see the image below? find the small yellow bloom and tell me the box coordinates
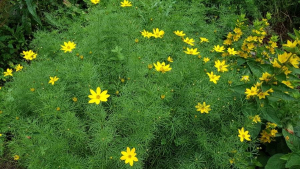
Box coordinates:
[153,61,172,73]
[30,88,35,92]
[283,40,297,48]
[203,57,210,63]
[227,48,238,55]
[167,56,173,62]
[15,64,23,72]
[200,37,209,43]
[245,86,259,97]
[152,28,164,38]
[259,72,272,82]
[49,76,59,85]
[257,91,269,99]
[240,75,250,82]
[141,30,153,38]
[21,50,37,60]
[173,30,185,37]
[195,102,211,114]
[238,127,251,142]
[56,107,60,111]
[3,68,13,77]
[282,80,294,89]
[120,0,132,7]
[214,60,229,72]
[213,45,225,53]
[88,87,110,104]
[91,0,100,4]
[278,52,292,64]
[61,41,76,53]
[270,129,278,137]
[72,97,78,102]
[252,115,261,123]
[184,47,199,55]
[14,155,20,160]
[148,64,153,70]
[206,71,220,84]
[120,147,138,166]
[183,37,195,46]
[121,78,125,83]
[135,38,139,43]
[160,95,165,99]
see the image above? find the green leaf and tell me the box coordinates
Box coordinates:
[265,153,286,169]
[261,106,282,127]
[280,153,291,161]
[271,90,296,101]
[291,67,300,74]
[286,153,300,168]
[25,0,42,26]
[230,84,252,95]
[247,61,263,78]
[294,28,300,39]
[282,129,300,152]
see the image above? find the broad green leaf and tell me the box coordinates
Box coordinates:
[265,153,286,169]
[25,0,42,26]
[230,84,252,95]
[282,129,300,152]
[285,153,300,168]
[261,107,282,127]
[247,61,263,78]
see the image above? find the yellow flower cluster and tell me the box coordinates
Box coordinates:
[259,122,278,143]
[141,28,164,38]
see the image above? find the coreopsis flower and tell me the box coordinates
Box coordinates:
[213,45,225,53]
[184,48,199,55]
[22,50,37,60]
[173,30,185,37]
[200,37,209,43]
[14,155,20,160]
[278,52,292,64]
[152,28,164,38]
[61,41,76,53]
[257,91,269,99]
[120,147,138,166]
[233,27,242,36]
[227,48,238,55]
[238,127,251,142]
[214,60,229,72]
[252,115,261,123]
[167,56,173,62]
[203,57,210,63]
[49,76,59,85]
[223,39,232,45]
[282,80,294,89]
[245,86,259,97]
[283,40,297,48]
[227,32,233,39]
[259,72,272,82]
[88,87,110,104]
[153,61,172,73]
[254,81,262,87]
[121,0,132,7]
[3,68,13,77]
[15,64,23,72]
[206,71,220,84]
[183,37,195,46]
[141,30,153,38]
[91,0,100,4]
[195,102,211,114]
[240,75,250,82]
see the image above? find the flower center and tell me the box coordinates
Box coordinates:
[67,46,71,49]
[128,155,132,158]
[96,95,101,99]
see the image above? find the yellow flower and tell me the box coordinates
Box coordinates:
[15,64,23,72]
[61,41,76,53]
[195,102,211,114]
[206,71,220,84]
[184,48,200,55]
[153,61,172,73]
[283,40,297,48]
[56,107,61,111]
[152,28,164,38]
[30,88,35,92]
[252,115,261,123]
[14,155,20,160]
[282,80,294,89]
[227,32,233,39]
[223,39,232,45]
[266,122,277,129]
[271,59,282,68]
[257,91,269,99]
[240,75,250,82]
[245,86,259,97]
[21,50,37,60]
[160,95,165,99]
[167,56,173,62]
[289,55,300,68]
[148,64,153,70]
[91,0,100,4]
[259,72,272,82]
[259,130,272,143]
[282,66,292,75]
[227,48,238,55]
[72,97,78,102]
[200,37,209,43]
[270,129,278,137]
[214,60,229,72]
[3,68,13,77]
[278,52,292,64]
[120,147,138,166]
[233,27,242,36]
[48,76,59,85]
[88,87,110,104]
[141,30,153,38]
[213,45,225,52]
[238,127,251,142]
[203,57,210,63]
[183,37,195,46]
[121,0,132,7]
[173,30,185,37]
[254,81,262,87]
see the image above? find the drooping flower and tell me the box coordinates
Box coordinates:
[91,0,100,4]
[22,50,37,60]
[184,48,199,55]
[141,30,153,38]
[3,68,13,77]
[15,64,23,72]
[206,71,220,84]
[152,28,164,38]
[167,56,173,62]
[173,30,185,37]
[214,60,229,72]
[153,61,172,73]
[61,41,76,53]
[213,45,225,53]
[183,37,195,46]
[200,37,209,43]
[88,87,110,104]
[195,102,211,114]
[120,147,138,166]
[238,127,251,142]
[49,76,59,85]
[121,0,132,7]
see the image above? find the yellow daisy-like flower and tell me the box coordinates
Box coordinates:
[206,71,220,84]
[88,87,110,104]
[213,45,225,53]
[214,60,229,72]
[15,64,23,72]
[152,28,164,38]
[184,47,199,55]
[227,48,238,55]
[120,147,138,166]
[282,80,294,89]
[240,75,250,82]
[173,30,185,37]
[238,127,251,142]
[61,41,76,53]
[252,115,261,123]
[200,37,209,43]
[141,30,153,38]
[3,68,13,77]
[49,76,59,85]
[21,50,37,61]
[167,56,173,62]
[120,0,132,7]
[245,86,259,97]
[183,37,195,46]
[278,52,292,64]
[14,155,20,160]
[259,72,272,82]
[91,0,100,4]
[153,61,172,73]
[203,57,210,63]
[257,91,269,99]
[283,40,297,48]
[195,102,211,114]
